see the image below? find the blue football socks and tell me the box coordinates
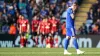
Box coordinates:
[64,38,70,50]
[73,37,79,49]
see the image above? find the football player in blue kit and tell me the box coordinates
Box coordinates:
[64,2,85,55]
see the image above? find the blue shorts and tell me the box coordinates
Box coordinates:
[66,28,76,37]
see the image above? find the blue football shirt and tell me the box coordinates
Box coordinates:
[66,7,75,28]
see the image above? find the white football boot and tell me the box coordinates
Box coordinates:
[77,50,85,54]
[20,45,24,48]
[64,50,72,55]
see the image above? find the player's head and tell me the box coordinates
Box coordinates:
[33,16,37,20]
[21,15,24,19]
[42,16,47,21]
[19,15,22,19]
[44,17,48,22]
[72,2,78,11]
[52,16,56,20]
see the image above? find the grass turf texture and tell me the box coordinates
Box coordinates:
[0,48,100,56]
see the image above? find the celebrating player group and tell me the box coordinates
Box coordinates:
[17,14,59,48]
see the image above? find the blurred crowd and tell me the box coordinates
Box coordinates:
[0,0,82,36]
[78,0,100,35]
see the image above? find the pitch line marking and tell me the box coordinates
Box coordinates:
[0,52,100,54]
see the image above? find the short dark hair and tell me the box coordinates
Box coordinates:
[73,2,78,5]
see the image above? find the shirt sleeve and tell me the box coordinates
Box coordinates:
[69,8,73,15]
[26,19,29,24]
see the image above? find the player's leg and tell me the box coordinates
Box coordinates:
[71,28,79,49]
[72,36,79,49]
[41,33,45,47]
[46,34,51,48]
[71,28,85,54]
[64,36,72,55]
[64,28,72,55]
[47,33,54,48]
[51,31,55,38]
[34,32,38,46]
[64,36,70,50]
[72,36,85,54]
[24,32,27,47]
[20,33,24,48]
[32,32,36,45]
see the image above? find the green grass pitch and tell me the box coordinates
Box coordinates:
[0,48,100,56]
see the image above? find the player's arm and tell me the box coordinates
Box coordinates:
[70,13,75,19]
[37,23,40,34]
[70,9,75,19]
[27,23,30,33]
[19,24,22,34]
[25,19,30,33]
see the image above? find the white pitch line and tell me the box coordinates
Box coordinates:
[0,52,100,54]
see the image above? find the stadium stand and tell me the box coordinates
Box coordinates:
[78,0,100,34]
